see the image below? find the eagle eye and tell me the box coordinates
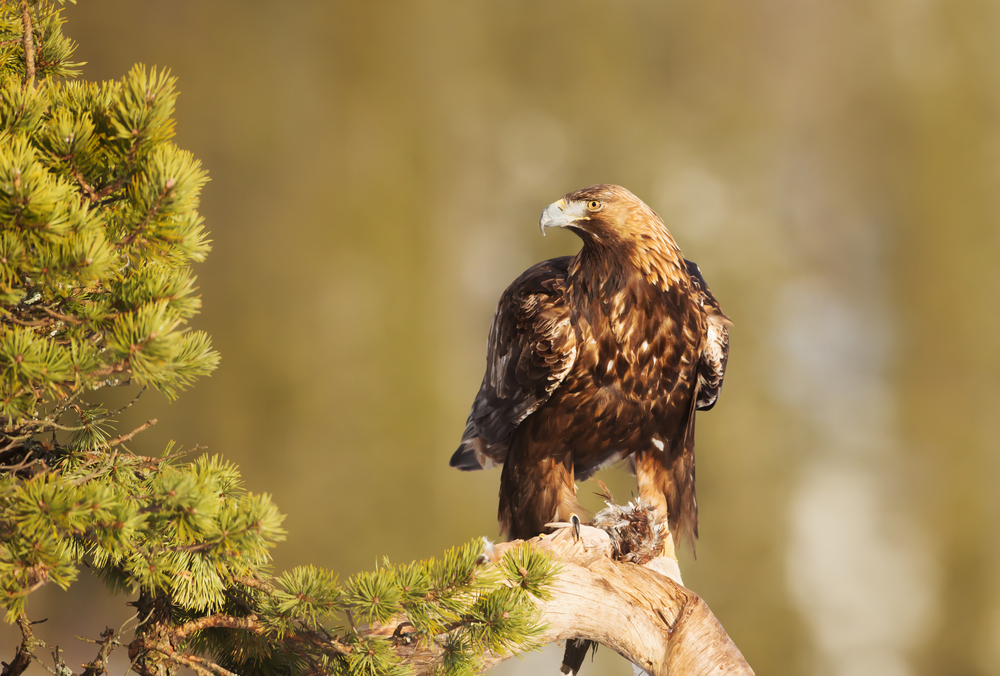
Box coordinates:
[586,200,603,212]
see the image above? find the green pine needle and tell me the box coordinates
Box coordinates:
[344,569,404,627]
[498,544,559,601]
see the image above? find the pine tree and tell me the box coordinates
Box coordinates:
[0,3,555,675]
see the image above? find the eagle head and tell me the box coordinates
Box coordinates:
[539,184,668,243]
[540,184,686,283]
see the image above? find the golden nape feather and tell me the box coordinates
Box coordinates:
[450,184,729,548]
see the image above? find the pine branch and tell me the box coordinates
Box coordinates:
[231,575,276,594]
[83,361,130,382]
[18,1,34,91]
[119,181,172,248]
[91,136,142,203]
[200,521,750,676]
[65,162,99,203]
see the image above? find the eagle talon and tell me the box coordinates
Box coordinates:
[570,513,581,542]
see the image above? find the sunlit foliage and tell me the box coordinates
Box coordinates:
[0,4,552,675]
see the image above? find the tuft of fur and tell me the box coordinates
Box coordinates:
[592,497,667,565]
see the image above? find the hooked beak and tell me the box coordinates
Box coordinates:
[539,198,588,236]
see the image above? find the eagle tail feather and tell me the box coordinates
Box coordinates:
[635,394,699,556]
[450,415,504,470]
[668,396,699,555]
[561,638,596,675]
[449,440,485,470]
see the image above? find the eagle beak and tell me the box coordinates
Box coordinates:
[539,198,587,235]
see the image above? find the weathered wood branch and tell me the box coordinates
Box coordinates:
[0,615,39,676]
[2,513,751,676]
[395,525,754,676]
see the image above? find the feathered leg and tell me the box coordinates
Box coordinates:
[633,450,682,565]
[498,447,583,541]
[634,395,699,552]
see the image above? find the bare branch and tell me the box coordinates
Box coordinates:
[19,1,34,91]
[40,307,82,325]
[232,575,276,594]
[166,653,239,676]
[104,418,158,449]
[77,628,119,676]
[112,386,148,416]
[0,449,38,473]
[0,435,34,456]
[1,314,54,328]
[1,615,42,676]
[171,614,261,643]
[49,646,69,676]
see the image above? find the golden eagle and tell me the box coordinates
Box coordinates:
[451,184,729,548]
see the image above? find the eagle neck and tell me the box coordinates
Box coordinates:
[569,237,686,303]
[569,240,633,301]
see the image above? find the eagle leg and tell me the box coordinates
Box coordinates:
[498,449,584,541]
[633,450,683,565]
[634,451,671,529]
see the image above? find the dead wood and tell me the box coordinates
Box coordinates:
[397,524,754,676]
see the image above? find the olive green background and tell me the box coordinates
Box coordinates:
[4,1,1000,675]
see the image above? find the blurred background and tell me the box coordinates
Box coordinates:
[3,1,999,675]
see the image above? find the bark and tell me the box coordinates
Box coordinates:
[0,615,36,676]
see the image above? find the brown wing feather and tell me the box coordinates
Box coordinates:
[686,259,730,411]
[669,392,700,548]
[450,257,578,471]
[633,377,700,550]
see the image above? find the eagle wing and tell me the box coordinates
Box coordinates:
[450,256,578,470]
[685,259,730,411]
